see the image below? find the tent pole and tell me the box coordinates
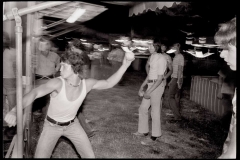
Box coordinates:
[22,2,36,157]
[12,7,23,158]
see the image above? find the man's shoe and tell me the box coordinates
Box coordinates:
[132,132,148,137]
[141,137,160,146]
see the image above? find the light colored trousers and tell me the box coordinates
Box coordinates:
[138,81,166,137]
[34,117,95,158]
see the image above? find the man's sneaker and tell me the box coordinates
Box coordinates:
[141,137,160,146]
[132,132,148,137]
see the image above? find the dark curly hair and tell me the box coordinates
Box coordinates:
[60,50,85,75]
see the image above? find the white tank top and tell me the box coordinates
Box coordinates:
[47,76,87,122]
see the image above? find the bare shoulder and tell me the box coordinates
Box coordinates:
[41,77,62,90]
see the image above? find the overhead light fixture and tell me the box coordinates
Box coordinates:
[98,48,104,51]
[184,50,214,58]
[66,8,86,23]
[136,46,148,50]
[115,39,127,42]
[166,49,176,54]
[80,39,87,41]
[82,42,90,45]
[103,48,109,51]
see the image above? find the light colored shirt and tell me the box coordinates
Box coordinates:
[218,69,235,95]
[148,53,167,80]
[47,77,87,122]
[3,48,16,78]
[36,51,60,76]
[222,89,236,156]
[162,53,172,65]
[171,53,184,78]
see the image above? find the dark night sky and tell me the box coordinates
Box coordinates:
[83,1,236,38]
[54,1,236,46]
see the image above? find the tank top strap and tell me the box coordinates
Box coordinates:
[56,76,66,93]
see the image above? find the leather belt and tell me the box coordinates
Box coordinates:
[148,79,157,83]
[46,115,74,126]
[35,74,54,80]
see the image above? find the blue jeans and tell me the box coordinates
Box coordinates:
[34,117,95,158]
[77,111,94,138]
[166,78,181,119]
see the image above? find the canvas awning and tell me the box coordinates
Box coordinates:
[129,1,181,17]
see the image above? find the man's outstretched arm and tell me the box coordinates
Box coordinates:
[86,55,134,92]
[4,78,61,127]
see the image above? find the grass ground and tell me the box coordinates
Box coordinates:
[4,69,228,158]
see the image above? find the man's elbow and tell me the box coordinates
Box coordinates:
[102,80,115,90]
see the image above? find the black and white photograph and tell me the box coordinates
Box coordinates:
[3,1,236,158]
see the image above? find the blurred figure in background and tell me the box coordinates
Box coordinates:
[159,42,173,110]
[90,44,104,79]
[3,31,17,138]
[134,42,167,146]
[159,42,173,83]
[214,17,236,159]
[107,45,125,85]
[50,42,61,77]
[33,37,61,116]
[166,42,184,122]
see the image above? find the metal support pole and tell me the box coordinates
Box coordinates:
[3,1,69,21]
[22,2,35,157]
[12,7,23,158]
[3,2,5,15]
